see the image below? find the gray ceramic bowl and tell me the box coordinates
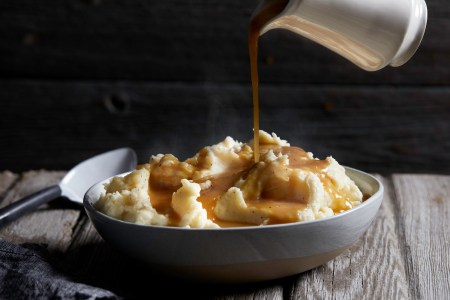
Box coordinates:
[84,167,383,283]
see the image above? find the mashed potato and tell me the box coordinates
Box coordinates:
[95,130,363,228]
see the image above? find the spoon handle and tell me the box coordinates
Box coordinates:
[0,185,62,228]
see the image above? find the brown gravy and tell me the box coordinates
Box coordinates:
[147,145,358,227]
[249,0,289,162]
[149,158,254,227]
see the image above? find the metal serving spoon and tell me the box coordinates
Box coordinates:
[0,147,137,228]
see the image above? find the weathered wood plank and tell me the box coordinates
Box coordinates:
[0,81,449,174]
[68,215,103,250]
[0,170,64,208]
[286,175,410,299]
[0,170,80,252]
[0,0,447,85]
[0,171,19,200]
[392,174,450,299]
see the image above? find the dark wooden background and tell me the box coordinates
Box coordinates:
[1,0,449,174]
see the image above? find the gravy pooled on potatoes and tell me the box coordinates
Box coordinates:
[95,130,363,228]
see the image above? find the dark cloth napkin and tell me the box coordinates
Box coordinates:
[0,240,120,300]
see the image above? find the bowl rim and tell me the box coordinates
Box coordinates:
[84,166,383,232]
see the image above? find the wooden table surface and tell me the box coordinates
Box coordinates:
[0,170,449,299]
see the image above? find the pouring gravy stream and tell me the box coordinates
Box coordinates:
[249,0,289,162]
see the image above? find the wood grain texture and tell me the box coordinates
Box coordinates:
[1,80,449,174]
[0,171,19,200]
[0,170,65,208]
[1,171,450,299]
[0,0,448,85]
[0,170,80,252]
[392,174,450,299]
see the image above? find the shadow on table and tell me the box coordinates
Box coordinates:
[61,241,300,299]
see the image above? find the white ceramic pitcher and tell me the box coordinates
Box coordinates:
[254,0,428,71]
